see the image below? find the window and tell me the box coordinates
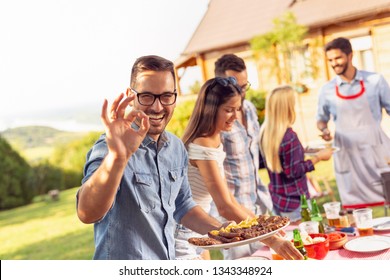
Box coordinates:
[350,36,375,71]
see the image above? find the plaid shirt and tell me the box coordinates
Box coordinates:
[260,127,314,213]
[220,100,273,214]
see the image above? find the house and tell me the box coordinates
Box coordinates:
[175,0,390,144]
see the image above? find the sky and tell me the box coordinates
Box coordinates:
[0,0,209,131]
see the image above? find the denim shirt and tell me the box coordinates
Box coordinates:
[80,131,196,260]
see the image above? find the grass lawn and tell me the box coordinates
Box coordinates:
[0,187,94,260]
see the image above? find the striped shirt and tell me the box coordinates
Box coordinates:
[220,100,273,214]
[260,128,313,213]
[187,143,226,213]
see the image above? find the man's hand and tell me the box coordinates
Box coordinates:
[262,234,304,260]
[101,89,150,161]
[320,127,333,141]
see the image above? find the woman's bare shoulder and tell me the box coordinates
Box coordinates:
[192,137,218,148]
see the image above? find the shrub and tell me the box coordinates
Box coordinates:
[0,137,34,209]
[166,99,196,138]
[246,88,267,125]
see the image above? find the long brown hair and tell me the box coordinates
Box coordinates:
[182,77,241,148]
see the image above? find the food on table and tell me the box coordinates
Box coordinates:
[304,147,322,154]
[304,146,338,154]
[327,232,348,250]
[187,215,290,246]
[187,237,222,246]
[303,233,329,260]
[328,232,343,241]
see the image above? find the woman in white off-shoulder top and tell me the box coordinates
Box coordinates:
[174,77,246,260]
[174,77,303,261]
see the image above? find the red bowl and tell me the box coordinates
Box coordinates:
[303,233,329,260]
[327,232,348,250]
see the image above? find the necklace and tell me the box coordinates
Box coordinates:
[336,80,365,100]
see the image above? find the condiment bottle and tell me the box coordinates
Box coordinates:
[339,209,350,227]
[293,229,308,260]
[347,209,355,226]
[300,194,311,222]
[310,199,325,233]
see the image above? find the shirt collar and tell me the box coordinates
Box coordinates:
[130,122,169,148]
[336,68,363,86]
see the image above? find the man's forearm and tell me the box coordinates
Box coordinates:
[77,152,127,223]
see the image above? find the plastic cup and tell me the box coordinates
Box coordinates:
[299,221,319,234]
[353,208,374,236]
[323,202,341,227]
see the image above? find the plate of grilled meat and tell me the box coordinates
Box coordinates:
[188,215,290,249]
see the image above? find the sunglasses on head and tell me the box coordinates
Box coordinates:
[207,77,242,94]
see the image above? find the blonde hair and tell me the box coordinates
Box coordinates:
[260,85,296,173]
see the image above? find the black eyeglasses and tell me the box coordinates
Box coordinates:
[130,88,177,106]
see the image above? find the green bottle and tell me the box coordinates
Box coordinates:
[310,199,325,233]
[300,194,311,222]
[293,229,308,260]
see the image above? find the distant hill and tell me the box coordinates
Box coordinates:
[0,126,93,163]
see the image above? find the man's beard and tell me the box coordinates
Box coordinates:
[333,61,348,76]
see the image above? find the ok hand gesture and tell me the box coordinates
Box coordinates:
[101,88,150,161]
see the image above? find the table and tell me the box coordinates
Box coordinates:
[252,225,390,260]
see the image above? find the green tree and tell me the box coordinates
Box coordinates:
[0,137,34,209]
[50,131,102,189]
[188,80,201,95]
[246,88,267,125]
[30,161,65,197]
[250,11,308,85]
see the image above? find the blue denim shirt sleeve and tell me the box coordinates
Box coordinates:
[82,134,108,184]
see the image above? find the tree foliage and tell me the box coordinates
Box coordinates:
[50,131,103,188]
[0,129,103,210]
[246,88,267,125]
[250,11,308,84]
[0,136,34,209]
[166,99,196,138]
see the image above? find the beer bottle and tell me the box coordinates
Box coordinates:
[310,199,325,233]
[300,194,311,222]
[293,229,308,260]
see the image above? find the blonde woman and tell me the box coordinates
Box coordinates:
[259,85,332,222]
[175,79,303,260]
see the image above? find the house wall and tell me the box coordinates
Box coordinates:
[188,16,390,146]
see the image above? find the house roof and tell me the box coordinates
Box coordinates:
[177,0,390,65]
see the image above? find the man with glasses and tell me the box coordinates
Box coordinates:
[76,55,223,260]
[213,54,274,259]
